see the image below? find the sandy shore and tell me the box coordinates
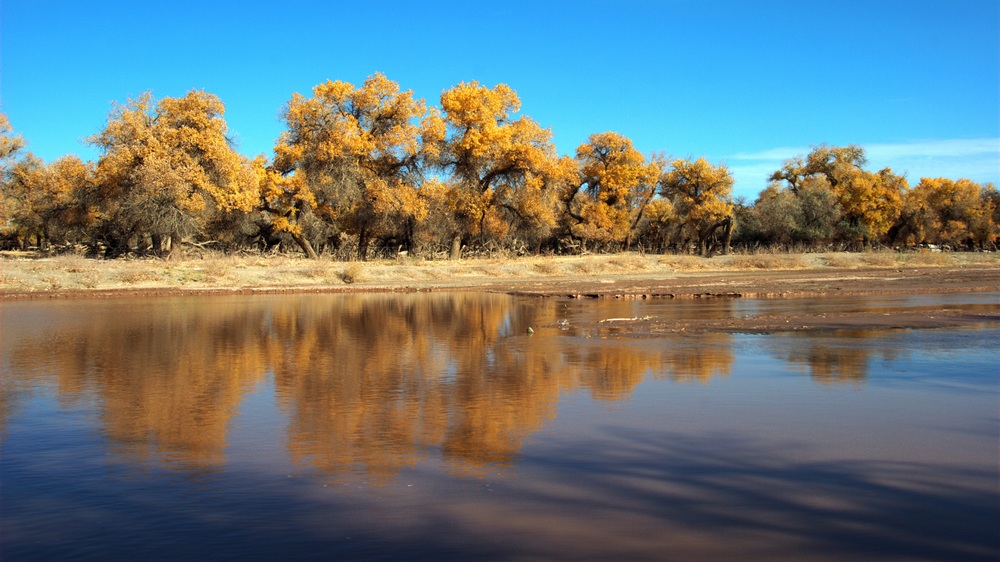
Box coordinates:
[2,251,997,334]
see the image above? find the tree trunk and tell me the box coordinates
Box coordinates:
[722,216,733,255]
[450,234,462,260]
[292,232,318,259]
[357,229,369,261]
[165,233,180,259]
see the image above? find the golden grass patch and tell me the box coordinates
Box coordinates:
[532,262,562,275]
[726,254,806,270]
[338,262,365,284]
[903,251,953,267]
[115,269,161,284]
[857,252,898,267]
[657,255,706,270]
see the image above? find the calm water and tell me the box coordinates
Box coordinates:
[1,292,997,561]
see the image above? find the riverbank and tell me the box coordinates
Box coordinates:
[2,250,998,334]
[1,250,997,300]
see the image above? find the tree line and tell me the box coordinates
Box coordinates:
[2,73,998,259]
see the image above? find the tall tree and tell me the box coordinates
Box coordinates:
[770,144,868,192]
[88,91,257,256]
[659,157,734,255]
[272,73,436,259]
[431,81,562,258]
[770,145,904,245]
[0,112,25,161]
[567,132,662,249]
[1,155,93,249]
[0,112,28,241]
[899,177,992,247]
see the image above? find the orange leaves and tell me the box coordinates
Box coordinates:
[659,157,734,253]
[579,132,659,203]
[272,73,437,257]
[902,176,992,245]
[569,132,663,246]
[0,112,26,161]
[433,81,563,251]
[86,89,257,251]
[440,81,520,134]
[440,81,555,188]
[769,145,905,242]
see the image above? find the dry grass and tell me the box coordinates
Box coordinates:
[856,252,898,267]
[0,250,996,295]
[338,262,365,284]
[200,260,231,282]
[115,269,162,284]
[724,254,807,270]
[821,253,860,268]
[608,255,651,271]
[903,251,954,267]
[532,262,563,275]
[572,260,602,274]
[657,255,707,270]
[299,261,330,279]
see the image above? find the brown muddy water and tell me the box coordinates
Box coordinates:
[1,292,998,561]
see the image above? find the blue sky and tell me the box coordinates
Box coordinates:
[2,0,997,199]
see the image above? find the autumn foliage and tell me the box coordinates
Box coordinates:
[1,78,997,257]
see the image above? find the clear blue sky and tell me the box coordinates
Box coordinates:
[2,0,997,199]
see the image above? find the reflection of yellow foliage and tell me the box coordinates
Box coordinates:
[5,301,270,469]
[5,295,743,480]
[768,332,883,385]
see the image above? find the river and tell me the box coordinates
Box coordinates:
[1,292,997,560]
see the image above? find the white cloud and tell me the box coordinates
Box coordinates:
[725,138,1000,199]
[865,138,998,160]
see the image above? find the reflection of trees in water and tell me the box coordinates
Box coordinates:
[3,300,272,469]
[2,295,734,476]
[766,330,904,385]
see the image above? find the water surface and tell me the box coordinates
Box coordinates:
[2,293,997,560]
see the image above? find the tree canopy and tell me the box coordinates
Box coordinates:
[2,84,997,257]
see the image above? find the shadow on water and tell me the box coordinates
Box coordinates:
[4,427,995,561]
[507,427,999,560]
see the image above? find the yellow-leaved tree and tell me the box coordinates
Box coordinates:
[88,91,257,257]
[898,177,996,248]
[0,112,25,162]
[1,112,28,242]
[7,155,94,249]
[430,81,564,258]
[659,157,734,255]
[566,132,662,250]
[270,73,436,259]
[770,145,905,245]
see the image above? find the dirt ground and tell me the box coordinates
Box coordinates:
[2,251,997,334]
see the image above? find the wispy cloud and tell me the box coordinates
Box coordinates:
[726,138,999,199]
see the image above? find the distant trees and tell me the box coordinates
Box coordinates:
[0,113,25,161]
[896,177,999,249]
[2,86,998,257]
[764,145,906,247]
